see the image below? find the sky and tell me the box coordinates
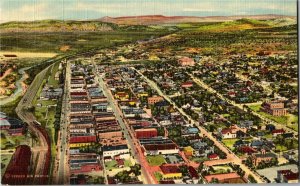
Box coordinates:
[0,0,297,23]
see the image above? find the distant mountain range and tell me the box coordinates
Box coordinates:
[0,14,296,33]
[97,14,296,25]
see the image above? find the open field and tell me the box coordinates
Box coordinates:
[222,139,239,150]
[0,52,57,58]
[146,155,166,166]
[0,31,169,53]
[249,104,298,132]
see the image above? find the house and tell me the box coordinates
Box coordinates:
[220,128,237,139]
[238,146,256,155]
[282,133,293,139]
[183,146,194,156]
[261,101,288,116]
[266,124,276,132]
[115,92,129,100]
[272,129,285,137]
[208,153,219,160]
[251,149,277,167]
[147,96,164,105]
[181,82,193,88]
[178,57,195,66]
[251,140,264,149]
[160,164,182,179]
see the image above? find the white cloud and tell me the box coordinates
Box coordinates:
[1,2,58,22]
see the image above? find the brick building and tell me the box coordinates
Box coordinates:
[147,96,164,105]
[261,101,288,116]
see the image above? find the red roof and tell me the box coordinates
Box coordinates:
[208,153,219,159]
[160,165,180,174]
[71,92,87,96]
[2,145,32,185]
[181,82,193,87]
[116,159,124,166]
[239,146,256,154]
[205,172,240,183]
[278,170,293,174]
[70,136,97,143]
[188,166,199,179]
[221,128,235,134]
[284,172,299,180]
[178,57,194,63]
[272,129,285,134]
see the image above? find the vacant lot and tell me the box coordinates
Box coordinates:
[146,155,166,166]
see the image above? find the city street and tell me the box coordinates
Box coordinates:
[53,60,71,184]
[133,67,266,183]
[92,61,156,184]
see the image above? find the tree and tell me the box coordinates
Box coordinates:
[130,164,141,176]
[248,175,257,183]
[210,178,219,183]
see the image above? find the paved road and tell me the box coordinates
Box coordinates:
[15,64,53,185]
[53,60,71,184]
[92,62,155,184]
[134,67,265,183]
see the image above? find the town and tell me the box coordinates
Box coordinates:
[0,1,298,185]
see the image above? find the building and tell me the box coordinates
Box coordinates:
[160,164,182,179]
[261,101,288,116]
[252,149,277,167]
[0,113,26,136]
[208,153,220,160]
[2,145,32,185]
[204,172,245,183]
[102,144,130,159]
[140,137,179,156]
[147,96,164,105]
[183,146,194,156]
[272,129,285,137]
[277,170,299,183]
[178,57,195,66]
[135,128,157,139]
[69,135,97,148]
[181,81,193,88]
[220,127,237,139]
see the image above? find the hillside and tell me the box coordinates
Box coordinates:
[0,15,296,33]
[0,20,117,32]
[97,14,296,25]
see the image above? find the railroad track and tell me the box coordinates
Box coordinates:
[15,65,53,184]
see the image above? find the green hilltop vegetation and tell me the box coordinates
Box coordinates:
[177,18,296,33]
[0,19,173,32]
[0,20,173,53]
[0,18,296,53]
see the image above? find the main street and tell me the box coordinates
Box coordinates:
[53,60,71,184]
[133,67,265,183]
[92,60,155,184]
